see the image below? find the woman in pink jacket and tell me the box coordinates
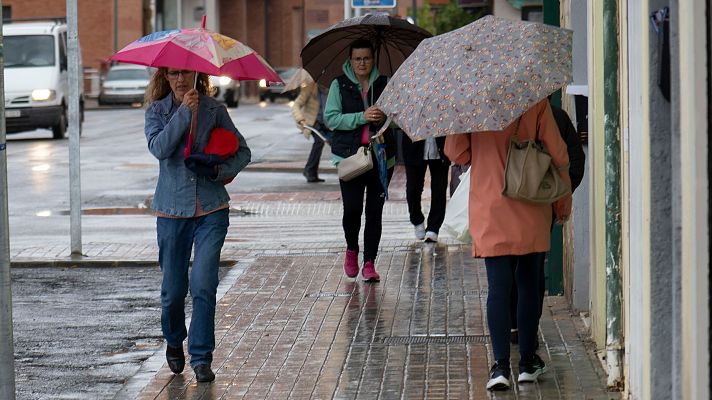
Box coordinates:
[444,99,572,391]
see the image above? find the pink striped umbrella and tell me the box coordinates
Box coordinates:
[111,16,281,84]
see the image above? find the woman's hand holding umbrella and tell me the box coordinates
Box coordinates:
[364,106,385,123]
[181,88,200,112]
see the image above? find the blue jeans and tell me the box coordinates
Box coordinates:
[157,208,229,367]
[485,253,544,364]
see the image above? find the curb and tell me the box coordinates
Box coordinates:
[9,259,239,268]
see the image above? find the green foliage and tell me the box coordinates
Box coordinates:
[434,0,485,34]
[407,0,436,34]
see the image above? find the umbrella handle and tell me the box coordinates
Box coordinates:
[188,72,199,139]
[370,116,392,141]
[303,125,327,141]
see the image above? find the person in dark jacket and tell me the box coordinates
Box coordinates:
[324,39,396,282]
[402,134,450,242]
[509,103,585,345]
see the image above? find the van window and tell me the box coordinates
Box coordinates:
[106,68,151,81]
[59,32,67,60]
[5,35,56,68]
[59,31,67,70]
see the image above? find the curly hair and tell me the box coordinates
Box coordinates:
[144,67,214,104]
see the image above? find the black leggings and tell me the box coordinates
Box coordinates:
[339,166,393,262]
[485,253,544,363]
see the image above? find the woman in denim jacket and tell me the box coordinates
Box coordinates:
[144,67,251,382]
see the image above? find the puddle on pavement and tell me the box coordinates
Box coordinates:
[57,206,258,216]
[114,163,155,171]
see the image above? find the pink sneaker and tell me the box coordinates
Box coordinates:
[361,261,380,282]
[344,249,359,278]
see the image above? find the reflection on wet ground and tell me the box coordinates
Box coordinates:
[134,244,617,399]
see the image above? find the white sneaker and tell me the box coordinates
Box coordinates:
[424,231,438,243]
[486,363,511,391]
[413,223,426,240]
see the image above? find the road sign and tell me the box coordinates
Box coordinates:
[351,0,396,8]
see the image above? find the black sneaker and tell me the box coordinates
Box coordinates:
[518,354,546,383]
[303,171,324,183]
[486,362,511,391]
[194,363,215,382]
[165,345,184,374]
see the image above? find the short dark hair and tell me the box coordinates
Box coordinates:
[349,39,375,58]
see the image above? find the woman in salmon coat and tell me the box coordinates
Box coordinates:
[444,99,572,391]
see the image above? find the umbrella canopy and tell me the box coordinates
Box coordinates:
[376,15,573,140]
[281,68,314,93]
[112,17,281,84]
[301,13,432,87]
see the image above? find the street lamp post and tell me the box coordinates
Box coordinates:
[0,3,17,398]
[344,0,351,19]
[67,0,82,255]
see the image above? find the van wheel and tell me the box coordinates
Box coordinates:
[52,107,67,139]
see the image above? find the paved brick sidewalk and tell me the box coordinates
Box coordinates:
[112,245,616,400]
[9,162,617,399]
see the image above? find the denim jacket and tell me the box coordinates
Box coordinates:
[144,93,251,217]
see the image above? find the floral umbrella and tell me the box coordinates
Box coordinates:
[112,16,281,84]
[376,15,572,140]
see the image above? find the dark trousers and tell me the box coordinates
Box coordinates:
[339,166,393,262]
[485,253,544,363]
[405,160,449,233]
[510,255,546,331]
[511,221,556,331]
[303,123,329,179]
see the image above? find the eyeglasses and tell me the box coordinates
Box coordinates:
[351,57,373,64]
[165,70,195,79]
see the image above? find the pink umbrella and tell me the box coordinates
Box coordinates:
[111,16,281,84]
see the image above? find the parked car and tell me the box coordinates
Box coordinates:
[259,67,299,102]
[210,75,240,108]
[98,64,151,106]
[3,19,84,139]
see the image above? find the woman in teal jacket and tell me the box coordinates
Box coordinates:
[324,39,395,282]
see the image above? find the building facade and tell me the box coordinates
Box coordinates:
[154,0,456,73]
[2,0,149,72]
[561,0,711,398]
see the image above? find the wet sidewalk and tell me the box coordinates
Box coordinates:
[9,161,617,399]
[114,244,615,400]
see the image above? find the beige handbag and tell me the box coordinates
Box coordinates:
[502,118,571,204]
[338,145,373,181]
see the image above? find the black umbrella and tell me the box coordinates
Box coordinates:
[300,13,432,88]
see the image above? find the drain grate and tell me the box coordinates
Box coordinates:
[382,335,489,345]
[444,289,488,297]
[304,291,352,298]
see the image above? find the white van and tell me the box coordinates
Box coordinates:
[3,19,84,139]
